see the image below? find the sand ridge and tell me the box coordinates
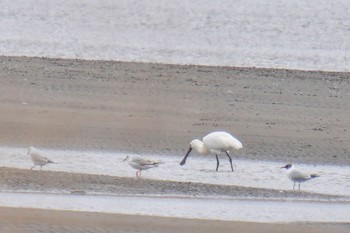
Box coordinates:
[1,167,346,201]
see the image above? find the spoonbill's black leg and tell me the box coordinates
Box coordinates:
[225,152,234,172]
[215,154,220,171]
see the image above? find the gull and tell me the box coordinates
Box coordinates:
[123,155,163,177]
[28,146,56,170]
[180,131,243,172]
[281,164,320,191]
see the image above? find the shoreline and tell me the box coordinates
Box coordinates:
[0,167,349,228]
[3,55,350,73]
[2,167,347,201]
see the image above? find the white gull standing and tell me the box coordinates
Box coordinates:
[28,146,56,170]
[123,156,163,177]
[180,131,243,172]
[281,164,320,191]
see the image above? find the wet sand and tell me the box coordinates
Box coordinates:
[0,56,349,164]
[0,56,350,232]
[1,167,346,200]
[1,207,348,233]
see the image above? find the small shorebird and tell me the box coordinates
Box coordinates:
[123,156,163,177]
[180,131,243,172]
[281,164,320,191]
[28,146,56,170]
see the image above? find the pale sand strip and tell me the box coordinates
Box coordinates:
[0,207,349,233]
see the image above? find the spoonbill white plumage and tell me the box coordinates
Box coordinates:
[180,131,243,172]
[28,146,56,170]
[281,164,320,191]
[123,155,163,177]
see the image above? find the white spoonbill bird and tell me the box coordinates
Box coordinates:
[28,146,56,170]
[281,164,320,191]
[123,156,164,177]
[180,131,243,172]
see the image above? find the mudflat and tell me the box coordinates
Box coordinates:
[0,56,349,164]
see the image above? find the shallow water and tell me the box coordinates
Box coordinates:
[0,192,349,223]
[0,0,349,71]
[1,147,349,197]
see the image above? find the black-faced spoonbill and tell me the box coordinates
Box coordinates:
[281,164,320,191]
[123,156,164,177]
[28,146,56,170]
[180,131,243,172]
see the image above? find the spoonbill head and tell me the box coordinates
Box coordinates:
[281,164,320,191]
[180,131,243,172]
[28,146,55,170]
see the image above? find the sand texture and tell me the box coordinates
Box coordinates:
[0,56,349,164]
[1,167,346,200]
[0,207,348,233]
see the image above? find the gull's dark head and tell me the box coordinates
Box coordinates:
[281,164,293,169]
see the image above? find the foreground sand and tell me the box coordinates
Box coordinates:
[0,207,349,233]
[0,167,349,233]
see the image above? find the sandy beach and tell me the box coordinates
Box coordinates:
[1,206,350,233]
[1,207,349,233]
[0,56,350,232]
